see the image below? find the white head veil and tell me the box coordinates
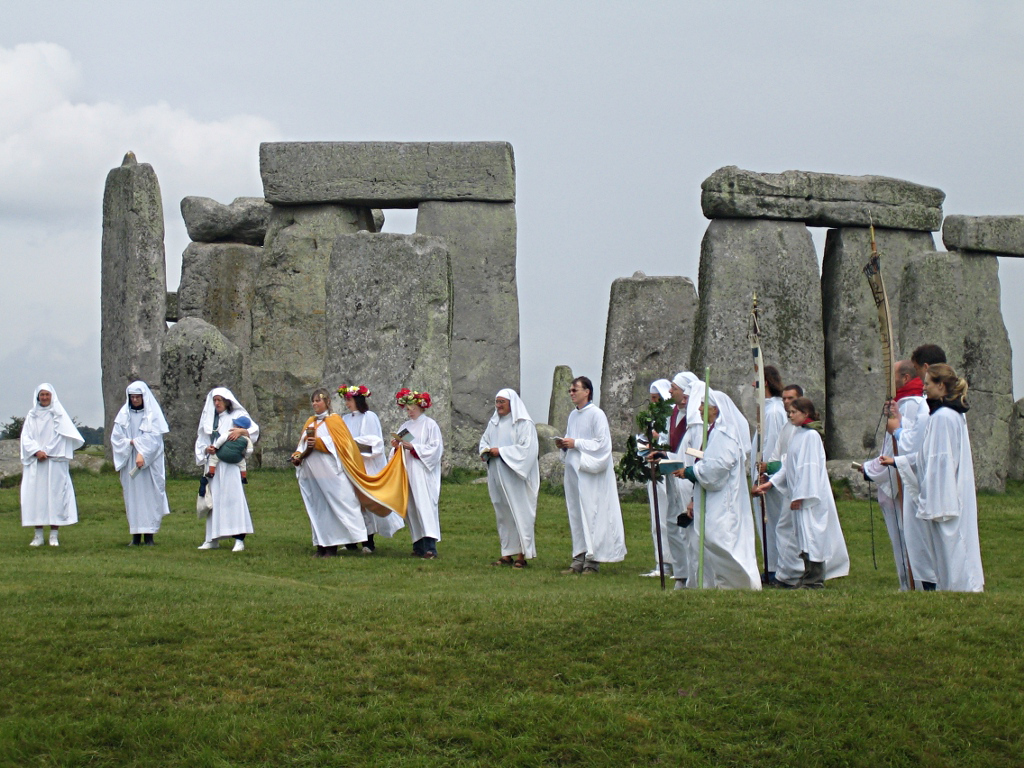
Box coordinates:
[197,386,253,437]
[672,371,698,393]
[114,380,169,434]
[27,382,84,447]
[685,379,705,428]
[649,379,672,402]
[490,388,533,426]
[704,388,751,444]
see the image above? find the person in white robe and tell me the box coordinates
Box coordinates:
[555,376,627,574]
[293,388,369,557]
[640,378,673,578]
[20,383,84,547]
[195,387,259,552]
[110,381,171,546]
[479,388,539,567]
[761,384,804,587]
[883,363,983,592]
[339,384,404,551]
[862,360,927,590]
[681,388,761,590]
[755,397,849,588]
[392,389,443,559]
[655,371,699,589]
[749,365,788,584]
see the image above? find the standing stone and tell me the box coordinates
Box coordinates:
[176,242,264,422]
[250,204,375,467]
[416,201,520,467]
[324,232,453,462]
[180,196,272,246]
[101,152,167,452]
[548,365,575,435]
[599,272,698,449]
[701,166,945,231]
[160,317,244,475]
[899,251,1012,491]
[1009,398,1024,483]
[821,228,936,458]
[943,215,1024,257]
[691,219,824,425]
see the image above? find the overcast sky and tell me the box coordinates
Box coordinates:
[2,1,1023,428]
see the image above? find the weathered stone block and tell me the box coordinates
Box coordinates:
[166,291,178,322]
[535,423,560,457]
[416,201,520,467]
[0,439,21,482]
[826,460,872,500]
[942,215,1024,257]
[180,196,272,246]
[324,232,453,466]
[260,142,516,206]
[548,365,574,436]
[1010,398,1024,483]
[691,219,824,425]
[599,272,697,449]
[821,228,936,458]
[250,204,375,467]
[701,166,945,231]
[161,317,244,475]
[899,251,1012,491]
[101,152,167,453]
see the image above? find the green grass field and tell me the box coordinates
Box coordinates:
[1,468,1022,767]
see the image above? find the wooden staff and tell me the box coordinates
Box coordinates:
[749,293,770,583]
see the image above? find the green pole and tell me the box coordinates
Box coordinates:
[697,366,710,589]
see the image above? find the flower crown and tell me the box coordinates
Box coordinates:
[337,385,370,398]
[396,389,431,409]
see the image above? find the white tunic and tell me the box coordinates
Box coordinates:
[561,403,627,562]
[479,412,540,558]
[891,400,937,585]
[343,409,405,538]
[751,396,788,572]
[294,415,369,547]
[770,426,850,580]
[398,414,443,542]
[916,406,984,592]
[20,384,84,527]
[111,409,171,534]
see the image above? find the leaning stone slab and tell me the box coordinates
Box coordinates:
[101,152,167,454]
[417,201,520,468]
[899,251,1012,491]
[942,215,1024,256]
[821,227,936,458]
[548,365,574,436]
[599,272,698,450]
[260,142,516,206]
[691,219,825,425]
[180,196,272,246]
[701,166,945,231]
[250,204,375,468]
[1009,398,1024,483]
[324,232,453,470]
[160,317,244,475]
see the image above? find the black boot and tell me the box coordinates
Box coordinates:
[143,534,155,546]
[802,561,825,589]
[128,533,142,547]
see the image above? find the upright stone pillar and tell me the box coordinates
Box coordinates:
[691,219,824,422]
[323,232,453,458]
[416,201,520,467]
[899,251,1012,491]
[249,204,374,467]
[548,366,574,435]
[101,152,167,452]
[599,273,697,449]
[821,228,935,458]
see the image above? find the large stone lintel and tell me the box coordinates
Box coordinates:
[260,142,516,206]
[701,166,944,231]
[943,215,1024,256]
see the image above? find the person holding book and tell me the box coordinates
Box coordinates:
[195,387,258,552]
[479,388,539,568]
[392,389,444,559]
[639,378,674,579]
[110,381,170,546]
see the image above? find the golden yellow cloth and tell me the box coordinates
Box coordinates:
[301,414,408,518]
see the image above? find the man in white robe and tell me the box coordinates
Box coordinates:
[762,384,803,586]
[21,383,84,547]
[749,366,788,584]
[556,376,626,574]
[640,378,673,578]
[110,381,171,546]
[479,388,539,567]
[656,372,700,588]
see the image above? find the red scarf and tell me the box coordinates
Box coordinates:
[669,406,687,451]
[895,377,924,401]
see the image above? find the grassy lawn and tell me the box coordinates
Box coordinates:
[1,468,1022,767]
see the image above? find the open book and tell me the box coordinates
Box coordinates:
[391,428,414,443]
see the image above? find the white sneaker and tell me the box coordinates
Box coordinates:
[49,532,59,547]
[30,531,44,547]
[673,579,687,590]
[232,539,245,552]
[641,568,671,578]
[198,539,219,550]
[362,546,374,554]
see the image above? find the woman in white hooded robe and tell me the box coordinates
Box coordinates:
[392,389,443,558]
[21,383,84,547]
[479,388,540,567]
[195,387,259,552]
[110,381,171,545]
[339,385,404,551]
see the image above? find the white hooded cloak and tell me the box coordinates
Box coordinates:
[20,383,84,527]
[110,381,171,534]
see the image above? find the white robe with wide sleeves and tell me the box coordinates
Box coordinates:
[399,414,443,543]
[20,383,84,527]
[751,396,788,572]
[111,382,171,534]
[343,409,404,538]
[480,412,540,559]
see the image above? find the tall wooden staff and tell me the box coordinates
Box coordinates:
[749,293,770,583]
[697,366,711,589]
[862,222,915,589]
